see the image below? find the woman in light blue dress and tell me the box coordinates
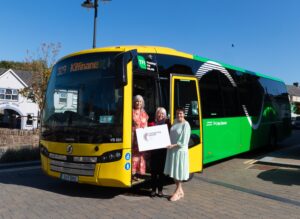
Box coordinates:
[164,107,191,201]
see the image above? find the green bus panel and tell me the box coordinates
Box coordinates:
[202,115,290,165]
[201,116,272,164]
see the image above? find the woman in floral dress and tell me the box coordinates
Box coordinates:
[132,95,149,180]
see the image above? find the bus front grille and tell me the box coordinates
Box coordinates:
[50,160,96,176]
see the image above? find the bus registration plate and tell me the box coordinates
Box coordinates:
[60,173,78,182]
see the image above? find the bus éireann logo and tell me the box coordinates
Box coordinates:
[137,55,147,70]
[66,145,73,155]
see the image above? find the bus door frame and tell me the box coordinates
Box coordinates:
[115,49,139,186]
[169,74,203,173]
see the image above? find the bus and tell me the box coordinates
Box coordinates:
[40,45,291,187]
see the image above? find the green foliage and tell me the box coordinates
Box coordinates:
[294,102,300,114]
[0,60,28,70]
[20,43,61,109]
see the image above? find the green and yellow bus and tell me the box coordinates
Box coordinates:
[40,45,291,187]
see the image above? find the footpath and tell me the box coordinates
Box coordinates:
[257,144,300,168]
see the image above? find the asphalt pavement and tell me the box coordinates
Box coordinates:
[0,131,299,218]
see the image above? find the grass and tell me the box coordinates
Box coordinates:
[0,146,40,163]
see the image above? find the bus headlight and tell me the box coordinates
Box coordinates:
[40,144,49,157]
[49,153,67,161]
[99,150,122,163]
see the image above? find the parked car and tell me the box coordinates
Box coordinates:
[291,116,300,129]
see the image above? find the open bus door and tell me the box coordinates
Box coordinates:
[170,74,203,173]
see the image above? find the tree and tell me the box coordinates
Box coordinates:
[19,43,61,110]
[0,60,26,69]
[295,102,300,114]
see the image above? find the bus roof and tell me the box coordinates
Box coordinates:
[60,45,284,83]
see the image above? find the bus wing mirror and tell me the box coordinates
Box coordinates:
[114,50,137,88]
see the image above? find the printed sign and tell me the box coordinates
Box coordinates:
[137,55,157,72]
[137,55,147,70]
[136,124,171,152]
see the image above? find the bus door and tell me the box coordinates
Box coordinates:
[170,75,203,173]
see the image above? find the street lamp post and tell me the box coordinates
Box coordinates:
[82,0,110,48]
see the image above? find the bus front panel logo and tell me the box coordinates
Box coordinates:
[66,145,73,154]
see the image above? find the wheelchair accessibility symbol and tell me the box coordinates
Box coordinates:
[125,153,131,160]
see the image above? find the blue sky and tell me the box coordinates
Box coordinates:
[0,0,299,84]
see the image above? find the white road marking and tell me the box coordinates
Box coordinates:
[244,159,257,165]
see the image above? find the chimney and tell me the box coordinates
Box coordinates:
[293,82,299,87]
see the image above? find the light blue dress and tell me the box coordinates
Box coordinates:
[164,119,191,181]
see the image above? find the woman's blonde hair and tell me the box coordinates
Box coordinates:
[155,107,167,119]
[133,95,145,109]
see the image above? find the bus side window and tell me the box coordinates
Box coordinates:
[173,80,199,129]
[199,70,224,118]
[191,101,199,116]
[133,75,157,122]
[219,72,240,117]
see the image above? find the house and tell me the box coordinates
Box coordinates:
[0,68,39,130]
[287,82,300,118]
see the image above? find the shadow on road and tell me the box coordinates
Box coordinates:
[0,168,158,199]
[257,168,300,186]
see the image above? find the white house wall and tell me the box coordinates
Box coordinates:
[0,70,39,130]
[292,96,300,102]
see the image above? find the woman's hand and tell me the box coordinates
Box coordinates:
[166,144,177,149]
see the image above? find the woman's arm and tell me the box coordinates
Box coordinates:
[167,122,191,149]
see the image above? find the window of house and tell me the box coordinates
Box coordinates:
[0,88,18,101]
[26,114,34,126]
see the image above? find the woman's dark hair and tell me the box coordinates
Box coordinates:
[175,107,185,113]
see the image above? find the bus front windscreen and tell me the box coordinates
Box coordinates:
[41,52,124,144]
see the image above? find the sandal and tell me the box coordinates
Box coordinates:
[169,193,181,202]
[132,176,139,181]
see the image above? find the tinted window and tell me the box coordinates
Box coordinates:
[236,72,264,117]
[174,79,199,129]
[156,54,194,77]
[260,78,290,120]
[42,52,123,143]
[199,70,224,118]
[133,75,159,121]
[159,78,170,115]
[219,70,240,117]
[155,54,198,118]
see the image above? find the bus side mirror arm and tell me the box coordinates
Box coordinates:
[114,50,137,88]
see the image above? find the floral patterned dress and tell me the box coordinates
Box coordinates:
[132,108,149,175]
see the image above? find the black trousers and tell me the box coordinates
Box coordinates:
[150,148,166,191]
